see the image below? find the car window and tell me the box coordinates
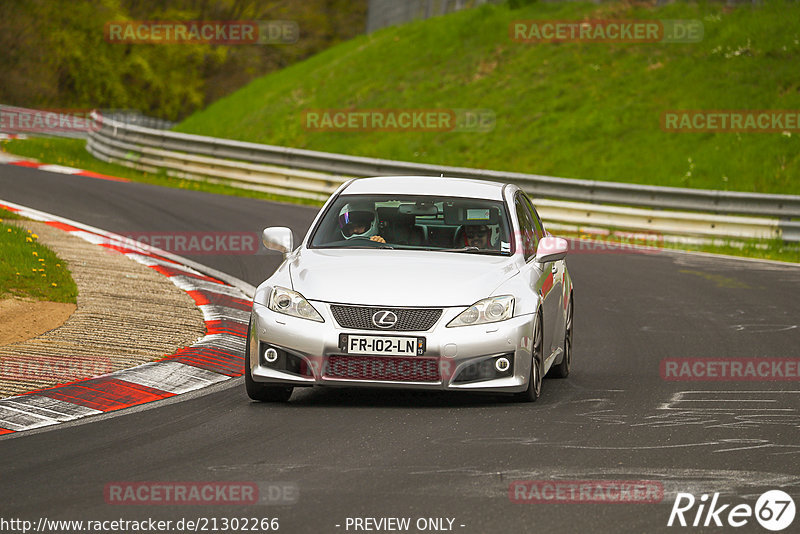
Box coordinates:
[514,195,537,260]
[309,194,514,255]
[522,194,545,242]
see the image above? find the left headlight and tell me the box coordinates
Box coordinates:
[447,295,514,327]
[268,286,324,322]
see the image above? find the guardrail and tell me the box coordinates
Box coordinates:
[0,105,174,140]
[99,110,176,131]
[85,112,800,242]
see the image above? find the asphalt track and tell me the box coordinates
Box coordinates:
[1,165,799,533]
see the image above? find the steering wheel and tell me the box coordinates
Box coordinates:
[347,236,387,246]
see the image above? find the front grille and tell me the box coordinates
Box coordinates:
[330,305,442,331]
[324,355,440,382]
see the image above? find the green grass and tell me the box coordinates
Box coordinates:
[677,239,800,264]
[173,0,800,195]
[0,208,78,303]
[0,137,324,207]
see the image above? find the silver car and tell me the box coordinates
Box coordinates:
[245,176,573,402]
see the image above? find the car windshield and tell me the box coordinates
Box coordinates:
[309,194,513,255]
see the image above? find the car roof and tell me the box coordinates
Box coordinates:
[341,176,508,201]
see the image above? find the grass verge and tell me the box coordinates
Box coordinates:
[0,208,78,303]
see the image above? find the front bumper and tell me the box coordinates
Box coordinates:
[248,301,535,393]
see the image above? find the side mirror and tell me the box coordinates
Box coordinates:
[262,227,294,255]
[535,236,568,263]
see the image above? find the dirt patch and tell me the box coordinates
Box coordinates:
[0,298,76,346]
[0,221,206,398]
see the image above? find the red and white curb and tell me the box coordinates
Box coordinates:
[0,151,129,182]
[0,200,255,435]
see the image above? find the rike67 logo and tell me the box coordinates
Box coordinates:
[668,490,795,531]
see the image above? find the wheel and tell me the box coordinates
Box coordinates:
[547,294,572,379]
[245,319,293,402]
[514,310,543,402]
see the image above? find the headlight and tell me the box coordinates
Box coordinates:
[268,286,324,322]
[447,295,514,327]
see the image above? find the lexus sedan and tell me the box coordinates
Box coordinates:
[245,176,573,402]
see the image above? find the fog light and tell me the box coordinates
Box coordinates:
[495,357,510,372]
[264,347,279,363]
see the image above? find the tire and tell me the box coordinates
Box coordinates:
[547,294,572,379]
[245,319,293,402]
[514,310,543,402]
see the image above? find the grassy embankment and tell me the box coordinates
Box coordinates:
[0,208,78,303]
[175,0,800,195]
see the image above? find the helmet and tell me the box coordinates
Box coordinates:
[338,202,378,240]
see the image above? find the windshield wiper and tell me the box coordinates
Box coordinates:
[437,246,482,252]
[343,245,394,249]
[435,247,508,255]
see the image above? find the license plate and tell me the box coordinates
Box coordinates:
[339,334,425,356]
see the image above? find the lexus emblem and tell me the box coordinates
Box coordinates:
[372,310,398,329]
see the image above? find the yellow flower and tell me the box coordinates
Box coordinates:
[32,268,37,271]
[51,283,57,287]
[41,274,46,277]
[31,234,38,238]
[26,237,32,242]
[7,228,11,233]
[56,263,61,267]
[15,272,20,275]
[32,251,38,256]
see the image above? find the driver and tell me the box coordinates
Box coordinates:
[338,203,386,243]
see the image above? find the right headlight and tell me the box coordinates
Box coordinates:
[268,286,324,322]
[447,295,514,327]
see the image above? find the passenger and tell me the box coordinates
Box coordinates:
[464,224,491,249]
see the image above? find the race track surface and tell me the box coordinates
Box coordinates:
[1,166,799,533]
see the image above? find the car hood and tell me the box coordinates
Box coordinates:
[289,248,519,307]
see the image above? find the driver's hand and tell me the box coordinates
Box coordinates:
[370,235,386,243]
